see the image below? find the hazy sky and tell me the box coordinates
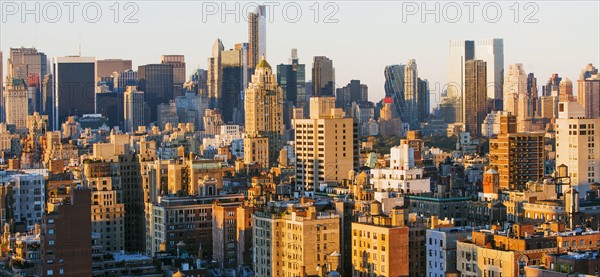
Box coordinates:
[1,1,599,106]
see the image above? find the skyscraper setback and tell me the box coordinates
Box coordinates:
[248,5,266,69]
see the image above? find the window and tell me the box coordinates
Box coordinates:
[49,240,55,245]
[47,270,54,275]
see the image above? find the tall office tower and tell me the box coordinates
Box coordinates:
[464,60,488,136]
[207,39,224,109]
[475,39,504,103]
[277,48,306,127]
[114,69,138,92]
[527,73,538,117]
[312,56,335,97]
[5,78,29,129]
[96,91,124,128]
[234,43,250,88]
[559,78,574,102]
[53,56,96,130]
[8,48,47,113]
[41,74,53,125]
[243,56,283,168]
[555,102,600,195]
[253,206,341,277]
[190,68,209,94]
[579,73,600,118]
[137,63,174,123]
[417,78,430,122]
[503,63,527,116]
[124,86,145,133]
[221,48,244,124]
[41,188,92,277]
[361,84,368,102]
[248,5,266,69]
[489,128,545,190]
[543,73,562,96]
[96,59,132,80]
[294,97,357,195]
[336,79,364,107]
[403,59,419,129]
[384,64,406,117]
[161,55,186,97]
[447,40,475,99]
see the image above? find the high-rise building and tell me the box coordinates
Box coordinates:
[40,188,92,277]
[559,77,574,102]
[336,79,364,108]
[5,78,29,129]
[555,102,599,195]
[53,56,96,130]
[243,56,283,167]
[463,60,487,136]
[277,49,306,127]
[253,206,341,277]
[543,73,562,97]
[221,48,244,124]
[489,128,545,190]
[577,64,600,118]
[96,59,132,80]
[312,56,335,97]
[248,5,266,69]
[41,74,53,125]
[8,47,47,113]
[137,63,174,123]
[207,39,224,109]
[124,86,145,133]
[212,202,253,269]
[403,59,419,129]
[161,55,186,96]
[527,72,538,117]
[294,97,357,195]
[503,63,527,116]
[475,39,504,101]
[418,78,430,123]
[447,40,475,99]
[384,64,406,118]
[96,91,124,128]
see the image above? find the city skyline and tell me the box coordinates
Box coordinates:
[1,1,598,107]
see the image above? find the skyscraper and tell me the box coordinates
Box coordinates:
[96,59,132,80]
[475,39,504,102]
[447,40,475,98]
[207,39,224,109]
[556,102,600,195]
[277,49,306,127]
[5,78,29,129]
[96,91,124,128]
[53,56,96,130]
[0,51,3,122]
[336,79,364,107]
[526,73,538,117]
[221,48,244,124]
[559,78,574,102]
[8,47,48,114]
[137,63,174,123]
[244,56,283,167]
[294,97,357,195]
[161,55,186,97]
[503,63,527,116]
[543,73,561,97]
[403,59,419,129]
[384,64,405,118]
[417,78,430,123]
[463,60,487,136]
[577,64,599,118]
[124,86,145,133]
[312,56,335,97]
[248,5,266,69]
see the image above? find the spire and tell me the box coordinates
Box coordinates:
[256,54,271,69]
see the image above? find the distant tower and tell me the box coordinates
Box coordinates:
[53,56,96,130]
[463,60,487,136]
[312,56,335,97]
[559,78,574,102]
[248,5,266,69]
[243,56,283,168]
[5,78,29,129]
[503,63,527,116]
[207,39,224,109]
[124,86,145,133]
[403,59,419,129]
